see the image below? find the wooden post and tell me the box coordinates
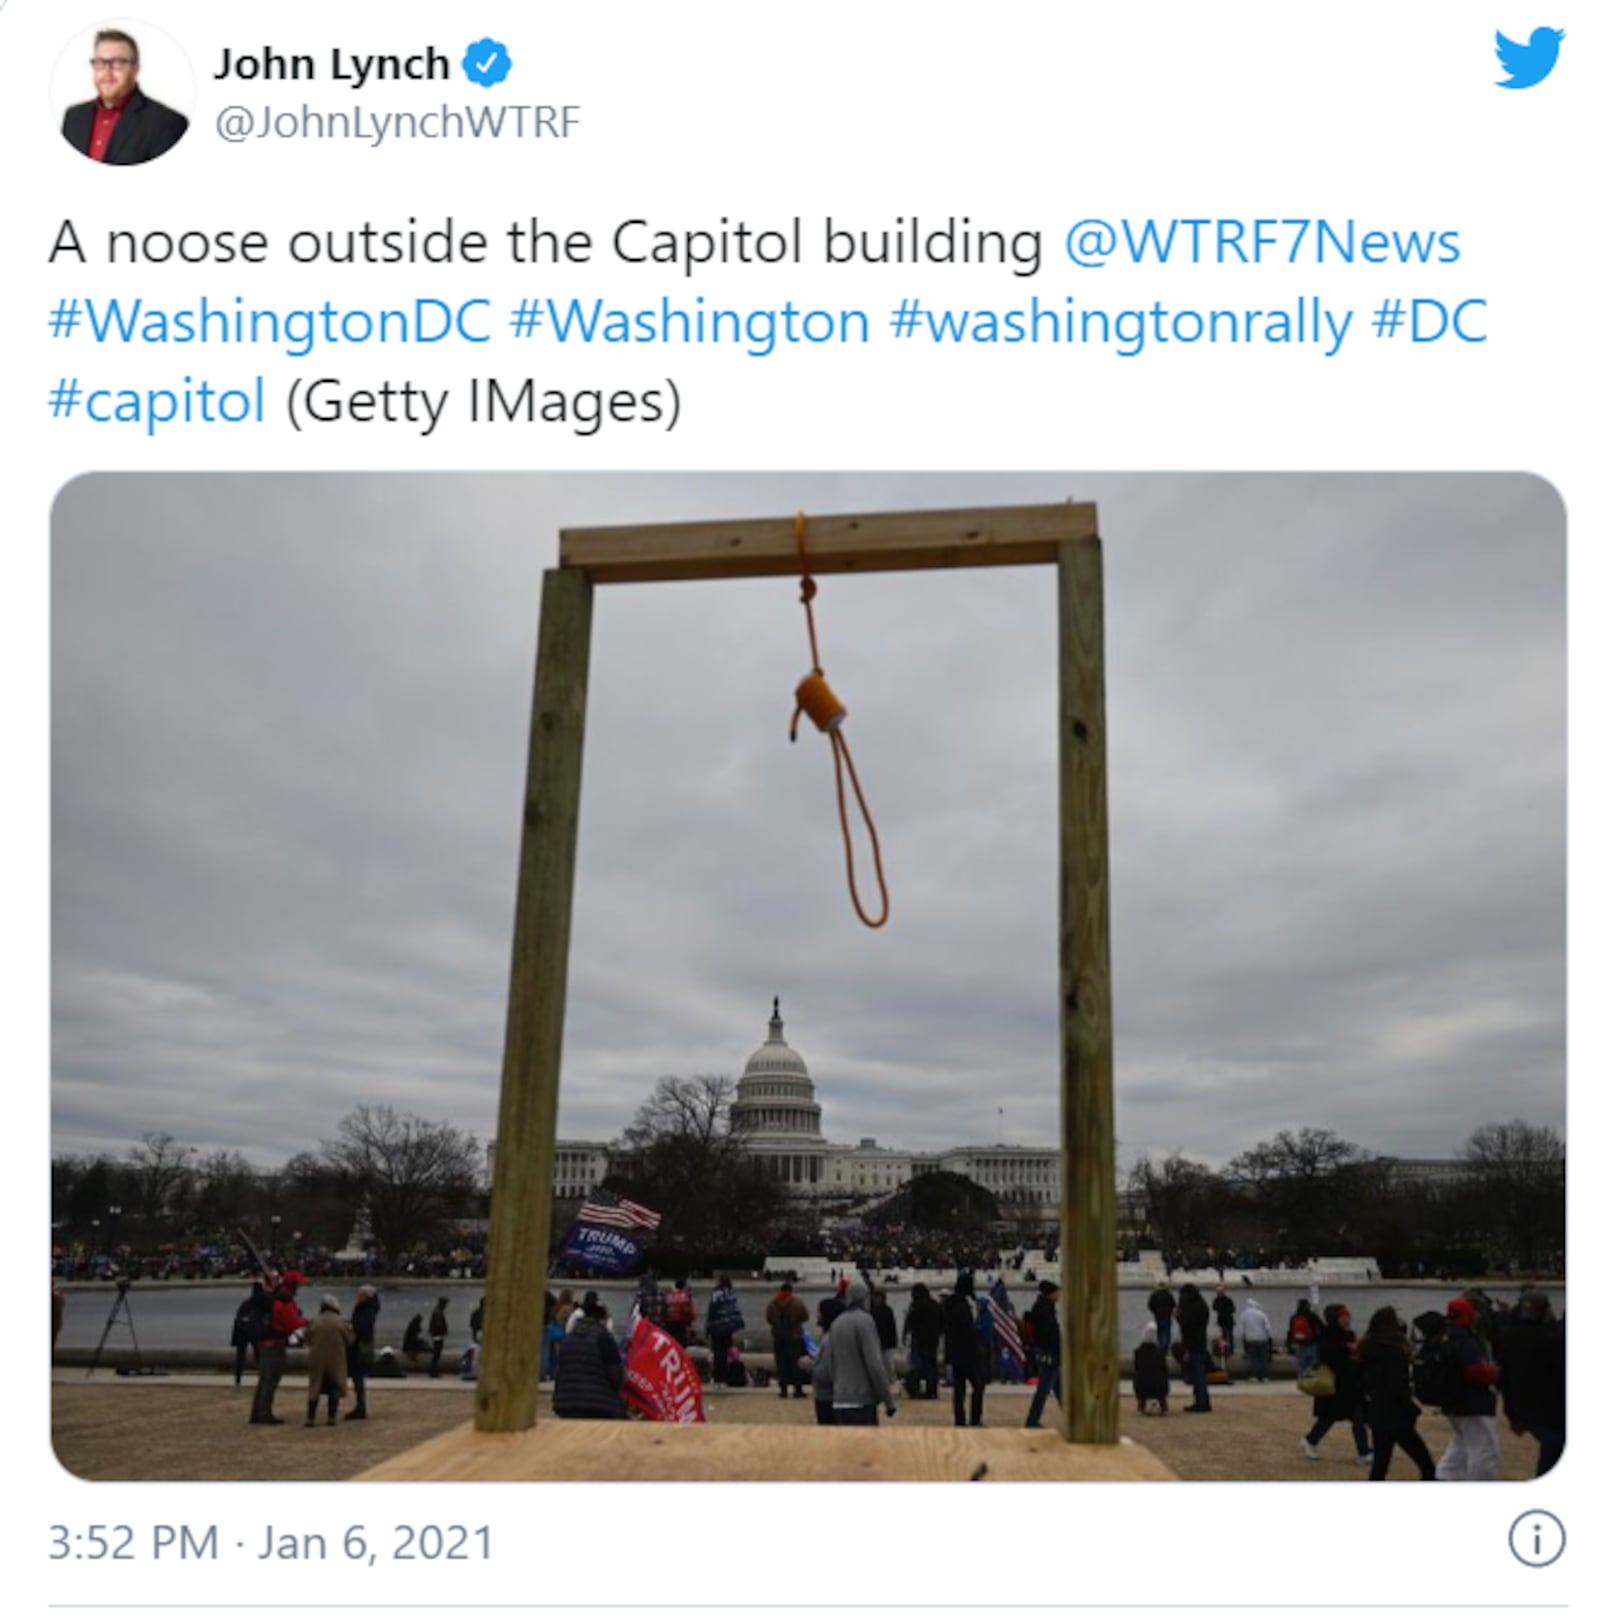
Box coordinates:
[476,568,593,1432]
[1058,535,1119,1444]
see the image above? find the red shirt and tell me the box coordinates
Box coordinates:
[88,101,126,162]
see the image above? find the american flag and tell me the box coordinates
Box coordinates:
[576,1188,662,1232]
[987,1277,1026,1381]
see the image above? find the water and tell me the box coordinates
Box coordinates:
[58,1280,1565,1354]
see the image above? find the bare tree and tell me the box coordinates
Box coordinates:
[321,1106,481,1262]
[615,1075,767,1260]
[126,1131,196,1225]
[1459,1119,1565,1269]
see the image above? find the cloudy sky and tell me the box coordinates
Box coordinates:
[51,473,1565,1173]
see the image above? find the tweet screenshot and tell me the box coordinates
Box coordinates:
[4,3,1587,1619]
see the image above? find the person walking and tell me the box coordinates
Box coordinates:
[231,1281,268,1386]
[1301,1304,1372,1463]
[427,1297,449,1379]
[348,1284,379,1420]
[304,1294,355,1427]
[249,1270,307,1425]
[1023,1281,1062,1428]
[903,1282,942,1400]
[1133,1321,1170,1415]
[1356,1307,1435,1481]
[705,1274,744,1389]
[1430,1296,1502,1481]
[813,1280,896,1426]
[942,1272,988,1428]
[766,1281,810,1399]
[1497,1292,1564,1477]
[1238,1297,1274,1381]
[1288,1297,1323,1376]
[1176,1283,1212,1413]
[1147,1281,1176,1353]
[552,1291,625,1419]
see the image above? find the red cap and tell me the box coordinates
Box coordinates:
[1445,1297,1476,1325]
[280,1270,306,1289]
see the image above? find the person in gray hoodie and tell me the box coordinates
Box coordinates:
[1237,1298,1274,1381]
[813,1280,897,1427]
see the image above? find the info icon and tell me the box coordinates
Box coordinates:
[1508,1511,1565,1568]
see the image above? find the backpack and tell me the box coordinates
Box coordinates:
[1413,1327,1466,1409]
[237,1293,273,1344]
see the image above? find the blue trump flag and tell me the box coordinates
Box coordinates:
[560,1223,643,1275]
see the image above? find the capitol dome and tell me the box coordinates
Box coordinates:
[730,998,825,1142]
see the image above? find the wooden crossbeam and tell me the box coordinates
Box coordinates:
[561,502,1098,584]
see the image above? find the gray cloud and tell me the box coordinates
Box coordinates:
[51,472,1565,1172]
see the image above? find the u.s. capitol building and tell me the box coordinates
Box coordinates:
[553,999,1060,1212]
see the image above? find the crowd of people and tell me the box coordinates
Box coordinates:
[54,1234,489,1285]
[185,1260,1568,1477]
[1132,1280,1564,1480]
[233,1275,472,1427]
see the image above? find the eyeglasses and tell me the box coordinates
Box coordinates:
[90,57,136,71]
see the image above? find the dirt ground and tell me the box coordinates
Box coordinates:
[51,1375,1542,1483]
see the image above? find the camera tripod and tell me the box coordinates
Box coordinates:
[84,1279,164,1378]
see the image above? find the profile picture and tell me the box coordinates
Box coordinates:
[57,21,192,166]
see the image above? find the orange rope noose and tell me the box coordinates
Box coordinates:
[787,512,890,929]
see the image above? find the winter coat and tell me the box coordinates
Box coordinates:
[1358,1337,1420,1434]
[1030,1294,1062,1363]
[1440,1323,1499,1418]
[766,1291,809,1341]
[351,1295,380,1349]
[665,1288,695,1328]
[552,1314,625,1418]
[1147,1288,1176,1323]
[942,1291,982,1373]
[1310,1321,1365,1422]
[231,1290,265,1348]
[1238,1299,1272,1344]
[706,1287,744,1336]
[428,1307,448,1340]
[903,1293,943,1353]
[1497,1315,1564,1433]
[305,1308,354,1399]
[1213,1293,1237,1329]
[1175,1292,1210,1351]
[870,1298,898,1351]
[260,1291,308,1349]
[815,1298,894,1411]
[1133,1341,1170,1401]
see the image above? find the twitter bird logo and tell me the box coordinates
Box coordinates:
[1496,27,1565,88]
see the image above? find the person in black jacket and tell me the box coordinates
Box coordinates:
[1023,1281,1062,1428]
[1175,1283,1212,1413]
[61,31,189,166]
[1357,1307,1434,1480]
[230,1283,268,1386]
[942,1273,987,1427]
[1497,1292,1564,1477]
[902,1282,942,1400]
[1147,1283,1177,1352]
[1302,1304,1372,1462]
[552,1292,626,1419]
[348,1286,380,1421]
[427,1297,449,1379]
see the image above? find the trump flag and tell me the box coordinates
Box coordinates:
[623,1319,705,1423]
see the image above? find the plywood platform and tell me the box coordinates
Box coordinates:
[356,1421,1176,1483]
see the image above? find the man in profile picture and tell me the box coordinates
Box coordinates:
[62,30,188,165]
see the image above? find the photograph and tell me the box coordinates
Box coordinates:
[50,471,1565,1483]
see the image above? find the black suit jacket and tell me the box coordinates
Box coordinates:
[63,88,189,165]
